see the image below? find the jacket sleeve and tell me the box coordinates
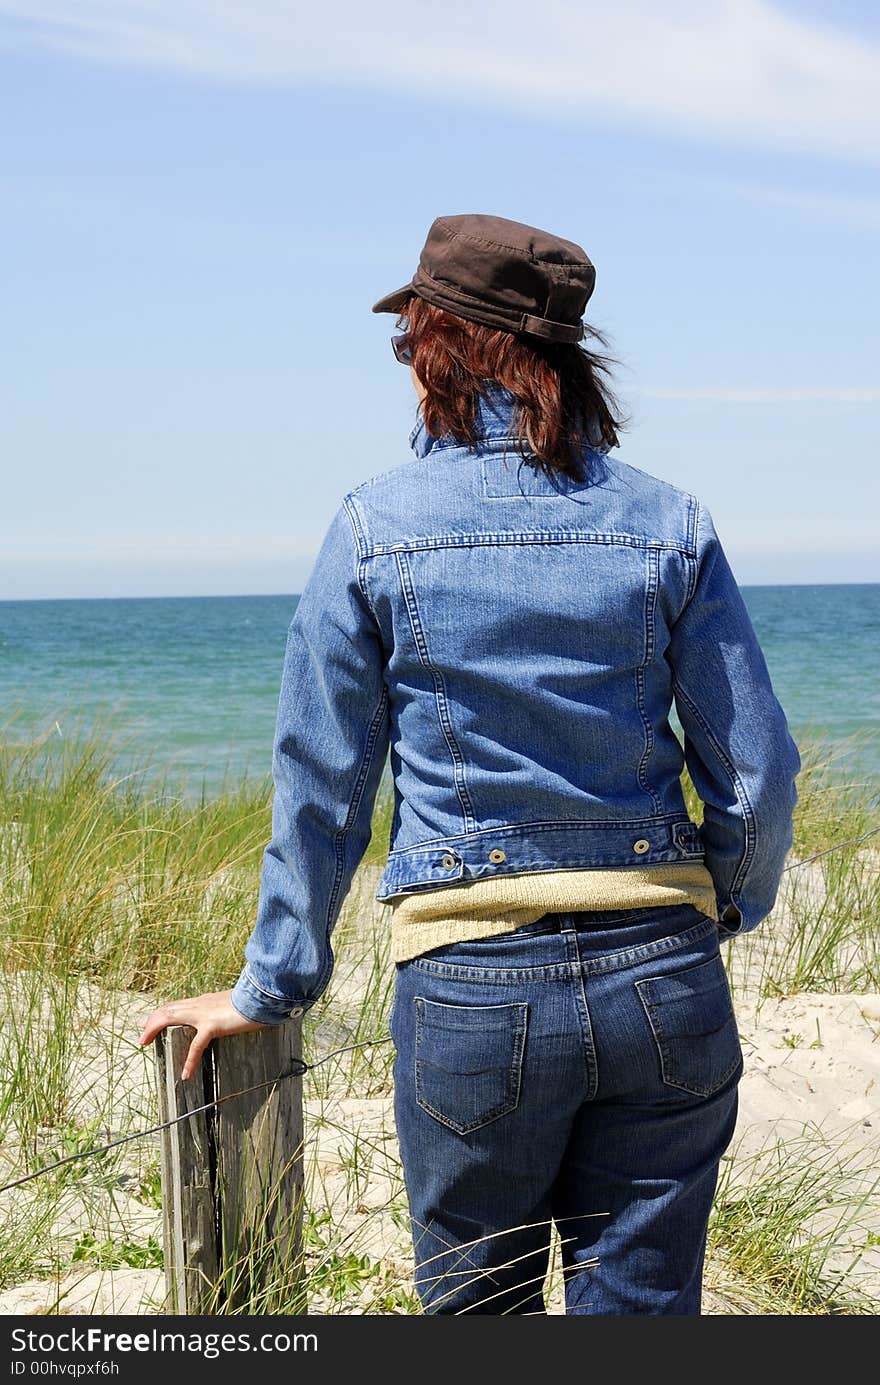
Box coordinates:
[666,499,802,936]
[230,497,390,1024]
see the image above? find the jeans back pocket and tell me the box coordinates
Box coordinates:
[635,953,743,1097]
[414,997,528,1135]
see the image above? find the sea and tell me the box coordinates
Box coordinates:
[1,584,878,802]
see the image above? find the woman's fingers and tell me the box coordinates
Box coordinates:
[181,1026,215,1082]
[139,1001,194,1048]
[138,1003,216,1082]
[137,990,275,1081]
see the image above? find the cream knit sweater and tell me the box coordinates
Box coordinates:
[388,862,719,963]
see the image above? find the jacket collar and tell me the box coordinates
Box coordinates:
[408,381,519,459]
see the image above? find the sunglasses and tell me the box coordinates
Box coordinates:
[391,332,413,365]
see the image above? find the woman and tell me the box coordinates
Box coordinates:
[140,214,801,1315]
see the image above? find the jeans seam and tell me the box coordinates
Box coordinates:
[409,916,718,983]
[564,929,599,1101]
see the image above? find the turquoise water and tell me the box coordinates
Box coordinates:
[1,585,878,799]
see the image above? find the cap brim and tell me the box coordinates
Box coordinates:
[371,283,415,315]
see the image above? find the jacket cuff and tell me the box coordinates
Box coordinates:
[229,967,309,1026]
[717,899,745,939]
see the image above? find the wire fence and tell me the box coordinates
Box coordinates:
[0,1035,393,1196]
[1,822,876,1200]
[781,824,879,869]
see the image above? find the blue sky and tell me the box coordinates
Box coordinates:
[1,0,878,599]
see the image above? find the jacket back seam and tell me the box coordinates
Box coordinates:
[384,812,692,852]
[394,549,478,836]
[635,545,664,815]
[341,495,380,623]
[342,493,369,555]
[672,676,757,901]
[357,532,697,558]
[682,497,701,610]
[685,492,699,557]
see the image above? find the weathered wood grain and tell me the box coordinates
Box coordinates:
[155,1026,219,1312]
[155,1022,304,1313]
[214,1024,305,1311]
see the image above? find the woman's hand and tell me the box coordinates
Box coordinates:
[139,989,272,1081]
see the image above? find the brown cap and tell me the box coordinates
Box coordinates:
[372,213,595,344]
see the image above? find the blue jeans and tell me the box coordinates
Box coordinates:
[389,903,743,1315]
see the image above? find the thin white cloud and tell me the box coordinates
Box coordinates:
[641,385,880,402]
[0,1,879,160]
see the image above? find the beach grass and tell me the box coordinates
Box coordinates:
[706,1133,880,1314]
[0,717,877,1313]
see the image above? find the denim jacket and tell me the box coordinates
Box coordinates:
[230,383,801,1025]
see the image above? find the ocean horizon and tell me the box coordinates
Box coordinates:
[2,583,878,799]
[8,579,880,603]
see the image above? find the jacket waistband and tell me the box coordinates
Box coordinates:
[376,817,705,900]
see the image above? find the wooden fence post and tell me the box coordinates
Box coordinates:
[155,1021,305,1313]
[155,1026,218,1312]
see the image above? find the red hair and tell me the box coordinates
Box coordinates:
[398,294,626,480]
